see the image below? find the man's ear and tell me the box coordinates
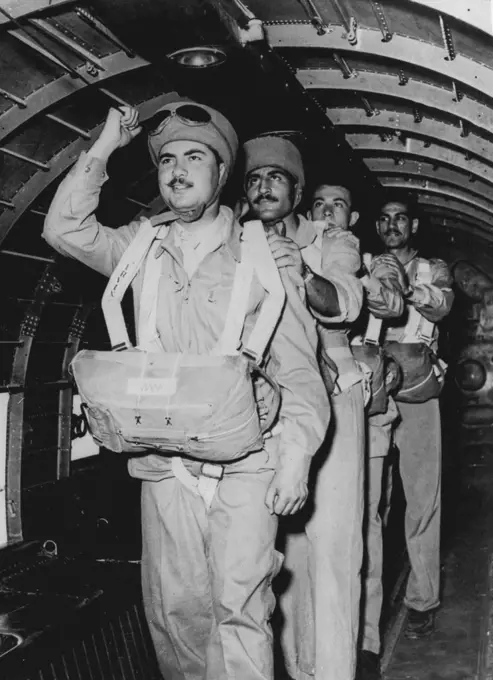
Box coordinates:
[411,218,419,234]
[293,182,303,210]
[307,209,313,221]
[218,162,227,185]
[349,211,360,228]
[234,197,249,220]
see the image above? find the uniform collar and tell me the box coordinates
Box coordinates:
[293,215,319,249]
[153,205,241,263]
[399,248,419,268]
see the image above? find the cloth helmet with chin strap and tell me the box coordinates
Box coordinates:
[243,135,305,211]
[148,94,238,222]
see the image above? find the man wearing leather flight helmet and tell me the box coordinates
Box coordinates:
[357,192,454,680]
[43,96,329,680]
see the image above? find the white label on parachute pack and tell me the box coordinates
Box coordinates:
[127,377,178,396]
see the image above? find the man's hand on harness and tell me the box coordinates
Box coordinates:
[267,231,304,277]
[265,453,311,516]
[370,253,410,294]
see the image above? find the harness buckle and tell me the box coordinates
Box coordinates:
[200,462,224,481]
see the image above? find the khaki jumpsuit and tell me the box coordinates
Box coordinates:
[279,219,365,680]
[43,153,330,680]
[361,253,454,655]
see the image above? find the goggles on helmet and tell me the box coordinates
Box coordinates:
[147,104,213,137]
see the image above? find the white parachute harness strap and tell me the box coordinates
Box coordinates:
[219,220,285,361]
[354,361,373,407]
[216,241,255,356]
[101,215,174,350]
[101,212,285,506]
[364,314,383,346]
[361,253,384,346]
[171,457,224,509]
[402,259,436,346]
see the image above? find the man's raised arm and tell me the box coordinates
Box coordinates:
[43,107,143,277]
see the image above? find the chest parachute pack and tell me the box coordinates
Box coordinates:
[70,217,286,463]
[354,257,446,407]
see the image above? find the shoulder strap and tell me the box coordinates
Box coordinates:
[218,220,286,361]
[361,253,383,345]
[101,213,174,350]
[364,313,383,345]
[407,259,436,344]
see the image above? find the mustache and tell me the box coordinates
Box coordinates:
[168,176,193,189]
[254,193,278,206]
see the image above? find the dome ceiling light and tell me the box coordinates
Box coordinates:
[167,46,227,68]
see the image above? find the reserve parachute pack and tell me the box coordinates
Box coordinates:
[351,313,389,415]
[383,308,446,404]
[354,258,446,406]
[70,215,286,462]
[384,258,447,404]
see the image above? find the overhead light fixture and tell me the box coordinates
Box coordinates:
[167,46,227,68]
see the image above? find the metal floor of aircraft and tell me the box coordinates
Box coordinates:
[382,426,493,680]
[1,423,492,680]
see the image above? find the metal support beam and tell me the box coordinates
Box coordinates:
[296,0,330,35]
[298,69,493,139]
[426,214,493,244]
[332,52,357,78]
[407,0,493,37]
[361,97,379,117]
[98,87,131,108]
[0,93,183,245]
[348,133,493,185]
[75,6,136,57]
[368,0,393,42]
[365,170,493,210]
[46,114,91,140]
[9,28,79,75]
[417,194,493,228]
[365,157,493,198]
[0,1,75,25]
[452,81,463,102]
[1,249,55,263]
[125,197,151,210]
[0,51,148,145]
[57,303,93,479]
[0,88,26,107]
[424,205,493,237]
[438,14,456,61]
[207,4,380,195]
[0,148,50,171]
[29,18,105,71]
[326,107,493,167]
[328,0,357,44]
[4,6,135,112]
[266,24,493,101]
[380,177,493,217]
[6,265,61,544]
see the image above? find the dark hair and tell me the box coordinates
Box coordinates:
[309,183,355,210]
[207,145,223,168]
[378,189,419,220]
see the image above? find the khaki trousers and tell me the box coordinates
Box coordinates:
[280,383,365,680]
[362,398,442,654]
[141,451,280,680]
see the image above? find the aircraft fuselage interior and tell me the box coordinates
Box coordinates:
[1,1,493,678]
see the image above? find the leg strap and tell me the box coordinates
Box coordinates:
[171,457,224,509]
